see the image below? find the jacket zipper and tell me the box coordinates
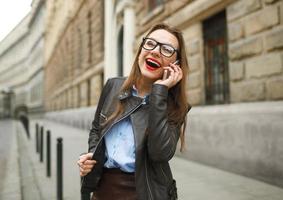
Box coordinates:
[81,99,145,191]
[100,113,108,121]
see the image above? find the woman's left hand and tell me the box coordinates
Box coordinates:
[154,63,183,89]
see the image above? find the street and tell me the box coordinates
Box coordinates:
[1,119,283,200]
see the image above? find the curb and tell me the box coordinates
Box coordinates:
[17,121,44,200]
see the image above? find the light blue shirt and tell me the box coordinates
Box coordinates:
[104,117,136,172]
[103,87,148,173]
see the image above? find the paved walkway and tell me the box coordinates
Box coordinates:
[0,120,21,200]
[1,119,283,200]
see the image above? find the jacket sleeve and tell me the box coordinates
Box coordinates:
[88,79,112,153]
[147,84,187,162]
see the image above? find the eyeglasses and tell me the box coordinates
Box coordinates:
[142,37,178,58]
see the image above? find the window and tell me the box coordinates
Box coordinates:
[87,12,92,65]
[76,28,82,71]
[117,26,124,77]
[87,79,91,106]
[147,0,163,12]
[203,11,229,105]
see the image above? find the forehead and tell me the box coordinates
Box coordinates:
[148,29,179,48]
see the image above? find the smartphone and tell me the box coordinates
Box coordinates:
[173,60,179,65]
[162,60,179,80]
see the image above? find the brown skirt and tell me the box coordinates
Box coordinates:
[92,168,137,200]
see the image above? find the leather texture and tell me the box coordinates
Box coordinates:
[81,77,188,200]
[92,168,137,200]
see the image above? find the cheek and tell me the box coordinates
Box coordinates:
[138,55,143,68]
[138,51,147,65]
[164,55,178,66]
[162,59,173,67]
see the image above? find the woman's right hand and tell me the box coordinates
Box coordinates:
[154,62,183,89]
[77,153,97,177]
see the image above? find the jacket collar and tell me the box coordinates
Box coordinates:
[117,85,150,101]
[118,90,131,100]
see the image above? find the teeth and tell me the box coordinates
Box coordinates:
[146,59,160,68]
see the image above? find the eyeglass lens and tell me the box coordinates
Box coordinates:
[143,38,175,57]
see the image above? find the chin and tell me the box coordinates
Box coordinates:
[139,63,161,80]
[142,72,161,82]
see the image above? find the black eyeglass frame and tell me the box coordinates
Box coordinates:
[142,37,179,58]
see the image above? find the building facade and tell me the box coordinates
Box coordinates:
[27,0,46,116]
[0,0,45,118]
[44,0,104,111]
[0,0,282,189]
[43,0,283,188]
[135,0,283,105]
[46,0,283,111]
[0,14,30,118]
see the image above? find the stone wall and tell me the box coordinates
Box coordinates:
[134,0,283,105]
[227,0,283,103]
[183,23,206,105]
[44,0,104,112]
[177,101,283,187]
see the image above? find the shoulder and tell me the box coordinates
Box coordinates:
[106,77,126,85]
[103,77,127,92]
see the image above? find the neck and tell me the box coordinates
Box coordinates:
[136,77,152,97]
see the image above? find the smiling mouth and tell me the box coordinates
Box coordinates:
[146,59,161,69]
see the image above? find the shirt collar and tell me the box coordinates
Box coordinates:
[132,85,149,99]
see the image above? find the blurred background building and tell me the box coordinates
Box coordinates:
[0,0,283,188]
[0,0,45,118]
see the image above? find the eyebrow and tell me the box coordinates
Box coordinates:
[148,37,178,49]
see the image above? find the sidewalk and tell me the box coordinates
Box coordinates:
[0,120,21,200]
[15,119,283,200]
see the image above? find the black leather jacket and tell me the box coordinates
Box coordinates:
[81,77,189,200]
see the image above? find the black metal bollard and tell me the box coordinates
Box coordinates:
[46,130,51,177]
[57,137,63,200]
[40,126,44,162]
[36,123,39,153]
[26,117,30,139]
[20,115,30,139]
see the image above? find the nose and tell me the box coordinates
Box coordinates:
[150,44,161,57]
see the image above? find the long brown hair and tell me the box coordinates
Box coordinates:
[107,23,189,151]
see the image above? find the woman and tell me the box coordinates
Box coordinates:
[78,23,190,200]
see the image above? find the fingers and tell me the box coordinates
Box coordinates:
[77,152,96,177]
[155,62,182,88]
[162,63,182,88]
[80,169,91,177]
[162,69,168,80]
[170,63,183,82]
[79,163,94,176]
[79,152,93,162]
[77,159,96,166]
[78,160,97,177]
